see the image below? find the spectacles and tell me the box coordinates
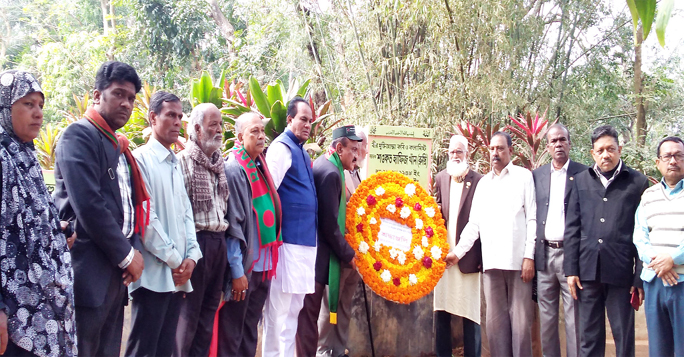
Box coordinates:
[659,153,684,162]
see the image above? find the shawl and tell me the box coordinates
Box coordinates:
[185,140,229,213]
[0,70,77,357]
[232,141,282,277]
[84,107,151,237]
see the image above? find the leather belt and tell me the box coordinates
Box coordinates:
[544,240,564,249]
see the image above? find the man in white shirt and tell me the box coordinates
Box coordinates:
[262,97,318,357]
[532,124,586,357]
[447,131,537,357]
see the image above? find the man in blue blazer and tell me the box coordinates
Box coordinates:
[53,61,145,357]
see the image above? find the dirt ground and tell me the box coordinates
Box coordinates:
[120,303,649,357]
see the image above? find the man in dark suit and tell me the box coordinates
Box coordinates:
[436,135,484,357]
[295,125,361,356]
[533,124,586,357]
[564,125,649,357]
[53,61,145,357]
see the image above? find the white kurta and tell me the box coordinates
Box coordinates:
[433,179,481,324]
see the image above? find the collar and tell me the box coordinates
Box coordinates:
[592,159,623,180]
[551,159,570,173]
[661,177,684,194]
[491,161,514,178]
[149,137,176,163]
[284,128,304,147]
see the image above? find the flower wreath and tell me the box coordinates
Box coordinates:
[345,171,448,304]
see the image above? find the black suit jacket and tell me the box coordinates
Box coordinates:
[312,155,355,285]
[532,160,588,270]
[434,169,483,273]
[53,118,141,307]
[563,162,649,288]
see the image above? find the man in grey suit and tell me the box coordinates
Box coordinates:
[532,124,586,357]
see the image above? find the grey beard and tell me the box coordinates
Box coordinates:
[447,160,468,178]
[201,137,222,154]
[356,157,366,169]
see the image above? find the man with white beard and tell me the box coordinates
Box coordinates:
[316,127,368,357]
[433,135,484,357]
[175,103,230,356]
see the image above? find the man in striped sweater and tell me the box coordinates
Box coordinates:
[634,136,684,357]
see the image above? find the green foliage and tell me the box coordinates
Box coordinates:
[191,71,226,109]
[626,0,674,47]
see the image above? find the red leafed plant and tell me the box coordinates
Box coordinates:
[506,111,555,170]
[452,119,501,173]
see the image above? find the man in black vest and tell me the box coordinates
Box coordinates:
[564,125,649,357]
[533,124,586,357]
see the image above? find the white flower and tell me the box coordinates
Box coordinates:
[375,186,385,196]
[397,251,406,265]
[370,217,378,225]
[425,207,436,218]
[413,246,424,260]
[431,246,443,260]
[400,206,411,219]
[386,204,396,213]
[389,248,398,259]
[374,241,382,252]
[422,236,429,247]
[356,207,365,216]
[358,241,369,254]
[380,269,392,282]
[404,183,416,197]
[415,218,424,230]
[408,274,418,285]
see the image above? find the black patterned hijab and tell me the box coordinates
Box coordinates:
[0,70,44,139]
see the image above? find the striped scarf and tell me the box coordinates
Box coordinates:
[85,107,151,238]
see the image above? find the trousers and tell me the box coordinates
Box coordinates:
[643,279,684,357]
[537,246,579,357]
[577,281,634,357]
[316,263,360,357]
[483,269,534,357]
[434,310,481,357]
[175,231,227,357]
[125,288,183,357]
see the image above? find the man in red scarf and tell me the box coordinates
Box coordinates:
[54,61,146,357]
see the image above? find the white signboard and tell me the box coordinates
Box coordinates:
[377,218,412,252]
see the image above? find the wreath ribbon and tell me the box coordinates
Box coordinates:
[327,152,345,324]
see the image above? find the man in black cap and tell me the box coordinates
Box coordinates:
[295,125,361,356]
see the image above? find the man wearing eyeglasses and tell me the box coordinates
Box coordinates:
[633,136,684,357]
[564,125,649,357]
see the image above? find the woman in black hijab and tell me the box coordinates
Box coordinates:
[0,70,77,357]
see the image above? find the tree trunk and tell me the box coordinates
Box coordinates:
[100,0,110,34]
[109,0,116,32]
[206,0,235,56]
[634,26,646,146]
